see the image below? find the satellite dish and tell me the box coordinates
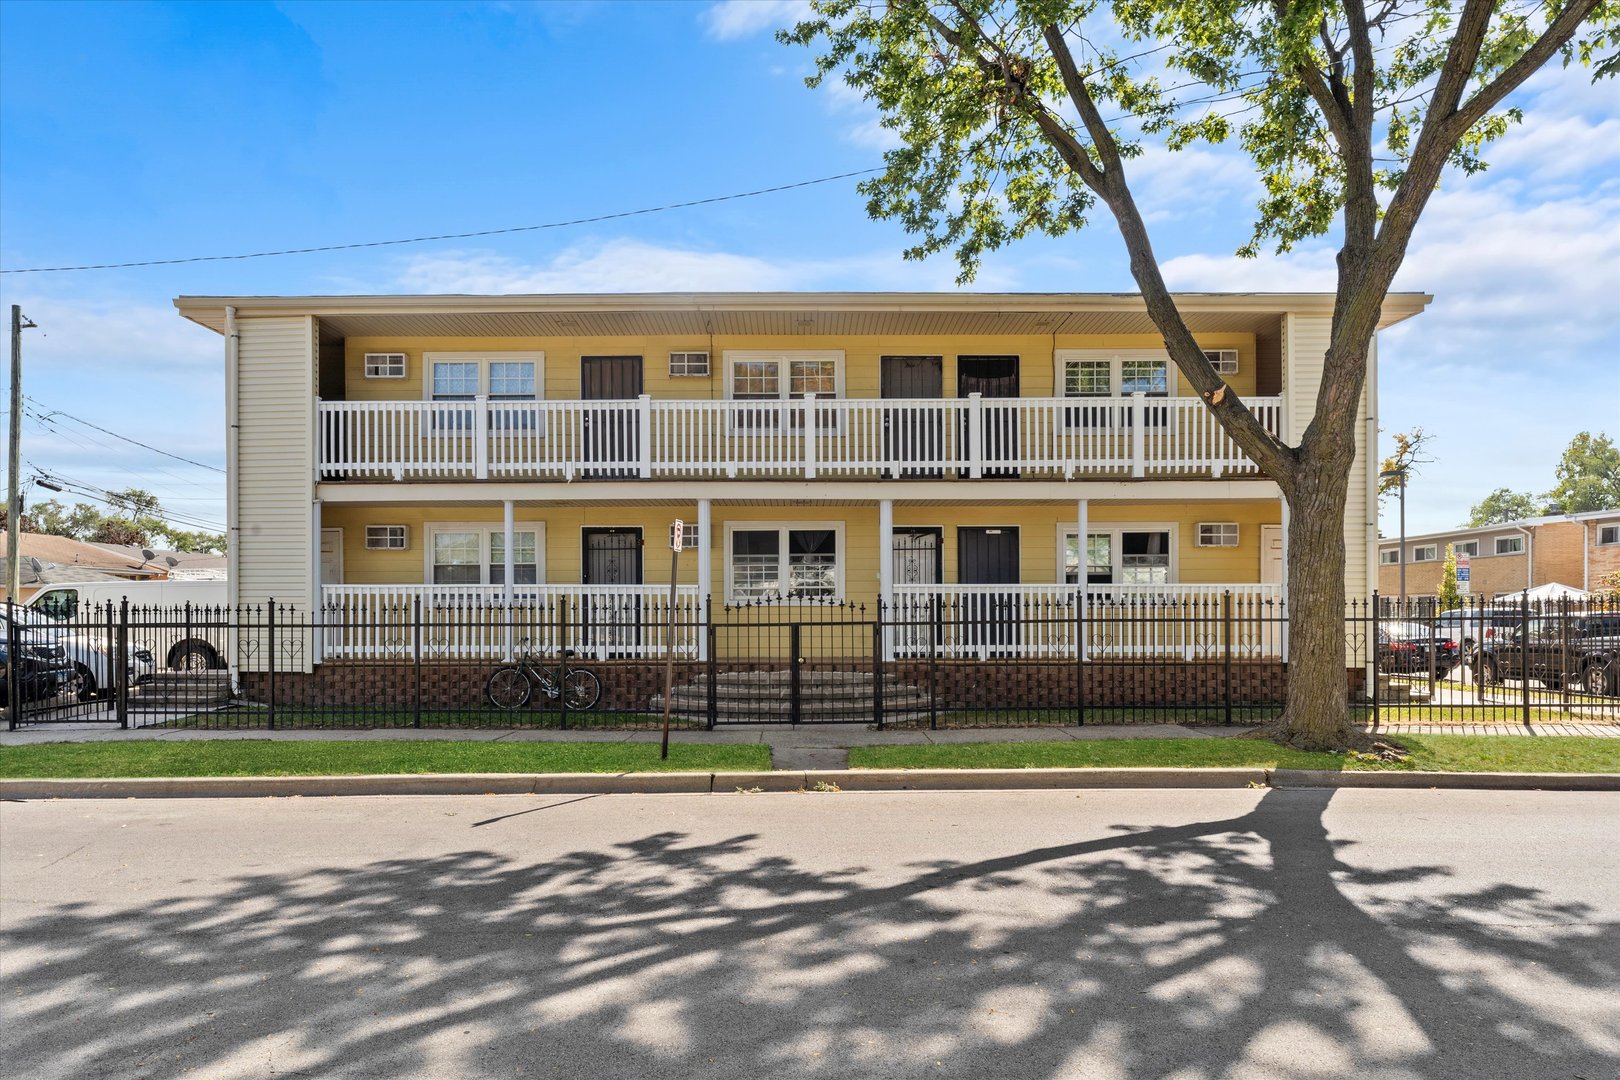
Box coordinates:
[165,556,179,568]
[28,557,43,574]
[141,548,157,563]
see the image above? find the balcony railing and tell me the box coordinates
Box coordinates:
[888,583,1287,660]
[318,394,1285,482]
[318,584,705,661]
[316,582,1285,662]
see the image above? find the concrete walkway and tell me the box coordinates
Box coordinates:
[5,720,1618,770]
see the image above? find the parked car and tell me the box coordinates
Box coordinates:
[1377,621,1460,676]
[0,634,79,705]
[1432,608,1522,650]
[1476,614,1620,695]
[27,579,228,671]
[2,608,155,700]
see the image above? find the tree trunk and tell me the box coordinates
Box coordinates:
[1260,438,1369,751]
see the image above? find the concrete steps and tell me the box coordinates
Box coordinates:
[651,669,931,724]
[130,672,233,710]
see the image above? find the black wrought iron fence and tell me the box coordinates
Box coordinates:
[5,592,1617,731]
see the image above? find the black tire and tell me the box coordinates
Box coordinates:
[169,641,218,672]
[1478,657,1500,685]
[74,663,99,702]
[485,667,532,710]
[562,668,600,711]
[1584,662,1617,698]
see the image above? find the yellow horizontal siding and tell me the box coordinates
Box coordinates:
[322,499,1282,604]
[340,332,1259,402]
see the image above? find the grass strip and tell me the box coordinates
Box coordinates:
[0,739,769,778]
[848,735,1620,774]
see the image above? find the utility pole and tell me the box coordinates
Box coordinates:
[6,306,38,602]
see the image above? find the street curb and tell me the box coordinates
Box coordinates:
[1268,769,1620,791]
[3,768,1617,800]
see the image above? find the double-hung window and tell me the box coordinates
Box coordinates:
[426,353,542,431]
[428,525,543,586]
[726,351,843,431]
[727,524,842,601]
[1452,540,1479,557]
[1494,535,1524,555]
[1058,350,1172,427]
[1062,526,1174,587]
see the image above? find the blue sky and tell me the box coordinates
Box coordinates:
[2,0,1616,539]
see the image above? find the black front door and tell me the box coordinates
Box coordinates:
[581,356,643,479]
[582,528,644,655]
[957,355,1019,477]
[881,356,944,478]
[957,527,1020,655]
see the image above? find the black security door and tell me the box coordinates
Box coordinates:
[881,356,944,478]
[957,526,1020,655]
[957,355,1019,477]
[581,527,644,655]
[581,356,643,479]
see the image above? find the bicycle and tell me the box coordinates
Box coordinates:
[484,641,601,711]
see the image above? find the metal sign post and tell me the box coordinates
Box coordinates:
[660,519,684,760]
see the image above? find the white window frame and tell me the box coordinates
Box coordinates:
[364,524,409,550]
[1379,548,1401,565]
[1494,535,1524,556]
[669,350,710,377]
[1057,522,1179,586]
[1452,540,1479,558]
[723,520,846,603]
[1196,522,1240,548]
[1054,349,1179,400]
[1411,545,1438,562]
[423,521,546,587]
[1598,524,1620,547]
[363,352,407,379]
[423,351,544,436]
[723,350,845,433]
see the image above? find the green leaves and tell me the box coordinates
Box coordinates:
[782,0,1616,279]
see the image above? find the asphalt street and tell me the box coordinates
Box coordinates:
[2,789,1616,1080]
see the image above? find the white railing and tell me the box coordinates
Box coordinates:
[319,584,704,661]
[318,394,1285,482]
[887,583,1287,660]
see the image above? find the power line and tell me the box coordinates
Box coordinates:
[28,467,226,533]
[24,397,225,472]
[0,169,884,275]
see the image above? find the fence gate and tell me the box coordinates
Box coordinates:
[701,603,894,725]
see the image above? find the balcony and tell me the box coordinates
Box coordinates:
[317,394,1284,483]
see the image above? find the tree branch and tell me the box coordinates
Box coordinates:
[1448,0,1602,135]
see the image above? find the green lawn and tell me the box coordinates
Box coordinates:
[155,706,702,731]
[0,739,770,778]
[848,735,1620,774]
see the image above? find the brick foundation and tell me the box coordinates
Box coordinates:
[239,656,1351,723]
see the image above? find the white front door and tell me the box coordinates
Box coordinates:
[320,529,344,586]
[1260,525,1283,585]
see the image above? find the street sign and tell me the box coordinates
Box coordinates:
[669,519,684,551]
[1457,554,1471,593]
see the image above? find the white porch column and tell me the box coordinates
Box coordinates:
[879,499,894,658]
[1077,499,1089,660]
[502,499,515,660]
[311,498,323,664]
[1279,497,1291,662]
[697,498,712,602]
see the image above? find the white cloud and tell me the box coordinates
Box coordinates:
[396,238,1020,293]
[700,0,811,41]
[1126,144,1261,222]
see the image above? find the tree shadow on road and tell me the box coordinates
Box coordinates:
[2,788,1616,1078]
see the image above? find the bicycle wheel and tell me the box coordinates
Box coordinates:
[485,666,532,710]
[562,668,600,710]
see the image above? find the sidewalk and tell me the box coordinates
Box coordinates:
[4,720,1617,771]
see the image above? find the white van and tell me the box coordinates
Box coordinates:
[27,580,230,671]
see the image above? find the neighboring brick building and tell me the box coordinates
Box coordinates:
[1377,509,1620,598]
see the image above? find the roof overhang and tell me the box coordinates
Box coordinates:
[174,291,1432,340]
